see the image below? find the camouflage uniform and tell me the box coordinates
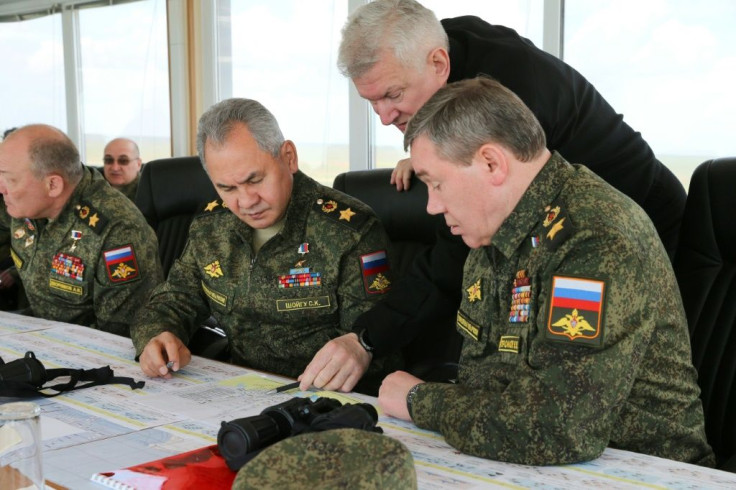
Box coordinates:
[0,198,27,311]
[114,173,140,202]
[9,166,163,336]
[233,429,416,490]
[409,153,714,466]
[0,198,10,264]
[132,171,401,392]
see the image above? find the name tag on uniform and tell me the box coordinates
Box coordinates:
[201,281,228,307]
[276,296,331,312]
[456,310,480,341]
[498,335,520,353]
[49,278,84,296]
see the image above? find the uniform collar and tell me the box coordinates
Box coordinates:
[48,166,98,227]
[489,152,573,259]
[279,170,317,239]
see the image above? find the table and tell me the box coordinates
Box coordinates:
[2,312,735,489]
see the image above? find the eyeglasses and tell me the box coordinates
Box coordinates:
[103,156,138,166]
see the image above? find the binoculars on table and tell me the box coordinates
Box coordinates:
[217,396,382,471]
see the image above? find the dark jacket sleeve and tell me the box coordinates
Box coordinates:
[352,224,468,358]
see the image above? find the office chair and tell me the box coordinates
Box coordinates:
[135,156,227,360]
[673,157,736,471]
[136,156,220,276]
[333,169,462,381]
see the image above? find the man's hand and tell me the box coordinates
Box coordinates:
[139,331,191,379]
[0,268,16,290]
[298,333,372,392]
[390,158,414,191]
[378,370,424,421]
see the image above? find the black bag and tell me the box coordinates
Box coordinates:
[0,351,144,398]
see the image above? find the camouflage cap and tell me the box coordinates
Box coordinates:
[232,428,417,489]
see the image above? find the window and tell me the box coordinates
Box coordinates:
[0,14,67,134]
[564,0,736,189]
[228,0,349,186]
[374,0,545,169]
[78,0,170,166]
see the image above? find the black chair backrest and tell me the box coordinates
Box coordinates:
[136,156,219,277]
[333,169,444,279]
[673,157,736,467]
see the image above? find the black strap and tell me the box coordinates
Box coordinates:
[42,366,145,395]
[0,351,145,398]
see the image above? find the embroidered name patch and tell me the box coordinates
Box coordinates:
[52,253,84,282]
[10,249,23,270]
[276,296,331,312]
[49,278,83,296]
[498,335,520,353]
[103,245,139,283]
[202,281,228,307]
[456,310,480,341]
[360,250,391,294]
[546,276,605,347]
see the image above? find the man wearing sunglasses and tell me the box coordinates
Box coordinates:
[103,138,142,201]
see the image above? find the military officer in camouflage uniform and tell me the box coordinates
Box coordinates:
[132,98,400,394]
[102,137,143,202]
[0,124,163,336]
[378,78,714,466]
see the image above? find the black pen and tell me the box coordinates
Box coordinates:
[266,381,301,394]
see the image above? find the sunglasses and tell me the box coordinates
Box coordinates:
[103,156,138,166]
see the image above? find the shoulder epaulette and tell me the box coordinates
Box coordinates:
[312,197,369,231]
[76,200,109,235]
[541,202,573,251]
[198,199,230,216]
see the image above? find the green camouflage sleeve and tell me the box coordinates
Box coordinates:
[91,221,164,337]
[0,202,10,265]
[411,228,657,465]
[336,219,394,332]
[130,237,212,355]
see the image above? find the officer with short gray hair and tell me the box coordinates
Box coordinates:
[378,77,714,467]
[132,98,401,395]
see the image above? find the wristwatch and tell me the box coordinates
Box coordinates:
[406,383,422,418]
[358,329,375,353]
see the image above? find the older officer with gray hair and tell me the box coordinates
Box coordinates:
[132,98,401,395]
[378,77,714,467]
[0,124,162,335]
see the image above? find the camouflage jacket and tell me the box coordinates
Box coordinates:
[410,153,714,466]
[115,173,140,202]
[9,166,163,336]
[0,198,10,265]
[131,171,400,390]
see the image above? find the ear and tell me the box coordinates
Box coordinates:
[45,174,65,198]
[428,47,450,81]
[280,140,299,173]
[475,144,509,186]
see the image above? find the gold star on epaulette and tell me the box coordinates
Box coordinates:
[547,217,566,240]
[89,213,100,227]
[205,200,219,212]
[339,208,356,222]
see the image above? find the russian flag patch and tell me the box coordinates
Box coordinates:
[546,275,605,347]
[360,250,391,294]
[103,244,140,283]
